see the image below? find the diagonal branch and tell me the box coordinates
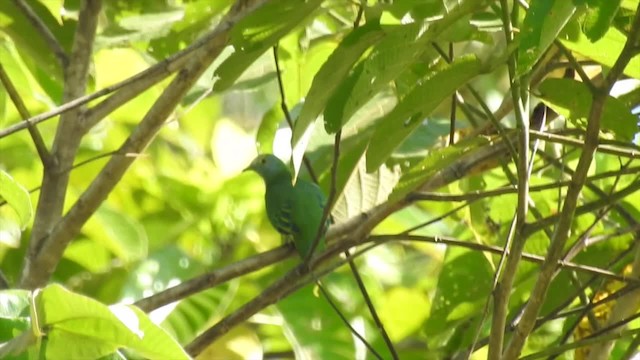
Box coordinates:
[135,246,293,312]
[0,63,50,164]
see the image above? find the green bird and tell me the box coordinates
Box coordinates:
[245,154,327,257]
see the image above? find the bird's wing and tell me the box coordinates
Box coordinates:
[265,182,298,237]
[291,180,327,256]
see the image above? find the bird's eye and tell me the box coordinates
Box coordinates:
[260,158,266,164]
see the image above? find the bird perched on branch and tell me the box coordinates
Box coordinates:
[245,154,327,258]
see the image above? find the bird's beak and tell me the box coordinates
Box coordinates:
[243,161,255,172]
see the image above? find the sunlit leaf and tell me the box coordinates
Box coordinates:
[425,247,492,343]
[560,25,640,79]
[538,78,638,141]
[83,206,148,264]
[581,0,622,42]
[37,284,189,359]
[517,0,576,76]
[0,289,31,341]
[366,55,482,172]
[213,0,323,92]
[292,21,386,146]
[0,170,32,229]
[389,136,492,201]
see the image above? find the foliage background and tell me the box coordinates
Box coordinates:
[0,0,639,359]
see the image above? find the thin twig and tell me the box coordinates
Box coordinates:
[0,63,51,164]
[370,235,638,284]
[448,42,457,145]
[518,327,640,360]
[489,1,530,356]
[344,248,399,359]
[529,130,640,159]
[272,19,392,356]
[316,282,385,360]
[11,0,69,67]
[271,45,319,183]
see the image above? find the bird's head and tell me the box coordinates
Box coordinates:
[244,154,291,183]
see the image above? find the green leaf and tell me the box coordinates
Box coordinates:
[323,23,425,134]
[621,0,639,10]
[120,305,191,359]
[425,247,492,340]
[331,158,401,223]
[257,104,284,154]
[560,25,640,79]
[0,290,31,341]
[37,284,189,360]
[161,287,228,344]
[366,55,483,172]
[276,284,356,359]
[537,78,638,141]
[0,1,74,100]
[0,170,33,229]
[83,206,148,264]
[389,135,492,201]
[212,0,322,92]
[291,21,386,146]
[378,287,430,341]
[517,0,576,76]
[147,0,232,59]
[582,0,622,42]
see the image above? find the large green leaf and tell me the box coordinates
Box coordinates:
[83,206,148,264]
[323,23,425,134]
[560,24,640,79]
[389,136,492,201]
[0,290,31,342]
[290,21,386,178]
[580,0,622,42]
[276,283,358,359]
[537,78,638,141]
[291,21,386,146]
[0,1,74,101]
[331,158,401,223]
[37,284,189,359]
[366,54,483,172]
[146,0,233,59]
[0,170,33,229]
[424,247,492,345]
[517,0,576,76]
[212,0,323,92]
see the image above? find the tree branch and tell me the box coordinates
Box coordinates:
[135,246,293,312]
[21,0,102,289]
[0,63,50,164]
